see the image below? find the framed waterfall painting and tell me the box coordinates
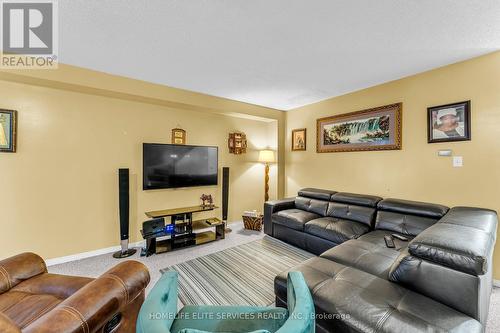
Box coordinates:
[0,109,17,153]
[316,103,402,153]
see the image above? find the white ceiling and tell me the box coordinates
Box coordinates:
[59,0,500,110]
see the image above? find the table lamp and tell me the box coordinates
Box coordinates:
[258,150,276,202]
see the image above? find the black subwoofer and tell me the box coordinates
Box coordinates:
[113,168,137,258]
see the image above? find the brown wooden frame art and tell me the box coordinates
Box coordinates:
[228,132,247,154]
[291,128,307,151]
[316,103,402,153]
[0,109,17,153]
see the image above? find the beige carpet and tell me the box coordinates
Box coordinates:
[487,287,500,332]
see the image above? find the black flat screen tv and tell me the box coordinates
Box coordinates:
[143,143,218,190]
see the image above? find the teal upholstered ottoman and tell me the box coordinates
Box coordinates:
[171,305,288,333]
[137,271,314,333]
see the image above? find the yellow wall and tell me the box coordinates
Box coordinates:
[0,65,287,199]
[0,67,282,260]
[2,52,499,279]
[286,51,500,278]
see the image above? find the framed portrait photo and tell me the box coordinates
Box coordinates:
[317,103,402,153]
[292,128,306,151]
[0,109,17,153]
[427,101,471,143]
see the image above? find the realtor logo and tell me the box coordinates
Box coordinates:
[1,0,58,68]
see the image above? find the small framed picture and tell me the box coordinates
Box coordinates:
[172,128,186,144]
[0,109,17,153]
[427,101,471,143]
[292,128,306,151]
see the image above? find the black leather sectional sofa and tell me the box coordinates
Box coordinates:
[264,188,498,333]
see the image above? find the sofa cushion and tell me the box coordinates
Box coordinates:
[0,273,92,330]
[319,239,400,278]
[294,197,329,216]
[0,290,61,329]
[297,188,336,201]
[326,202,377,227]
[275,259,481,333]
[377,198,449,218]
[389,249,490,323]
[331,192,382,208]
[11,273,92,300]
[440,206,498,233]
[357,230,413,251]
[375,210,440,236]
[375,199,449,237]
[304,217,369,244]
[407,207,497,276]
[326,192,382,228]
[274,257,341,303]
[272,209,320,231]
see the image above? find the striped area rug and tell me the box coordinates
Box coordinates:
[161,236,314,306]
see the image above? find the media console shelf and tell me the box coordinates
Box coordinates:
[142,205,224,256]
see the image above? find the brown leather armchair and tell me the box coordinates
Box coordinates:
[0,252,150,333]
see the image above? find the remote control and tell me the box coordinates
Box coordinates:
[391,233,408,241]
[384,235,396,248]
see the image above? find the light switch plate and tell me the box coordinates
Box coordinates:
[453,156,463,167]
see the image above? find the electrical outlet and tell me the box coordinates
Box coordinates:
[453,156,463,167]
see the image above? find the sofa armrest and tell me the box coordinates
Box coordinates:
[264,198,295,236]
[24,260,150,333]
[0,252,47,294]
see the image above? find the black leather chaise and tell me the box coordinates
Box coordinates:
[264,188,497,333]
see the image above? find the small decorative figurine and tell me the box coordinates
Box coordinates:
[172,128,186,144]
[200,194,214,207]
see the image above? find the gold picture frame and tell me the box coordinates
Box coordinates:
[292,128,306,151]
[0,109,17,153]
[172,128,186,144]
[317,103,402,153]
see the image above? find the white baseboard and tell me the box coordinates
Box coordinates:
[45,220,240,266]
[45,240,145,267]
[494,280,500,288]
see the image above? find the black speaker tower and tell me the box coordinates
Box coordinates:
[113,168,137,258]
[222,167,231,233]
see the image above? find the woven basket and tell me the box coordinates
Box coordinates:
[242,215,264,231]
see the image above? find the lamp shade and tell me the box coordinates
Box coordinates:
[258,150,275,163]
